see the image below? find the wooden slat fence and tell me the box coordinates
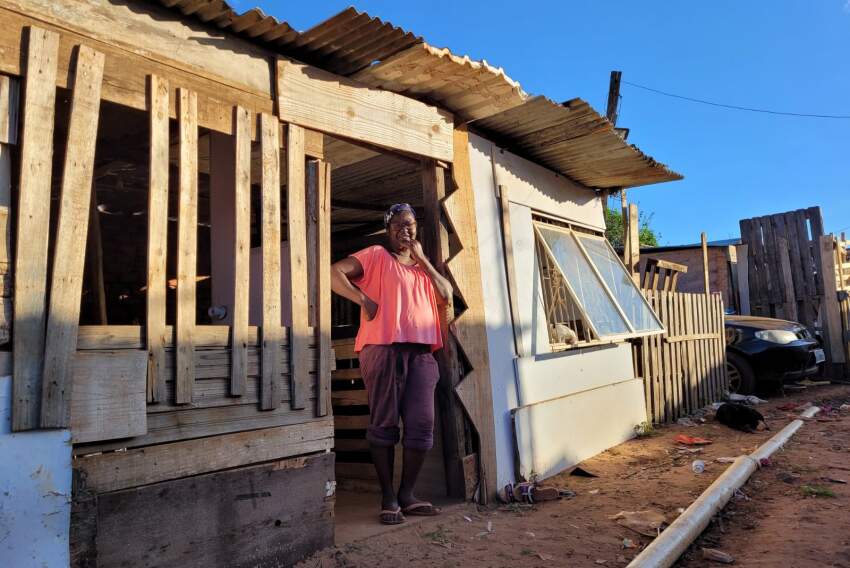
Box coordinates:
[635,290,727,424]
[739,207,824,328]
[9,26,332,434]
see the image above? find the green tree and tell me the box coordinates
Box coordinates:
[604,207,660,248]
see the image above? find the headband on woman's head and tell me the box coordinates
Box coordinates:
[384,203,415,227]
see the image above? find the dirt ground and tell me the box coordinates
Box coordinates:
[298,385,850,568]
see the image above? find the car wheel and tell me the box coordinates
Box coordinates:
[726,351,756,395]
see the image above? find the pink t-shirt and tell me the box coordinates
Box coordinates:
[350,245,443,353]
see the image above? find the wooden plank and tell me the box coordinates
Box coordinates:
[664,333,721,343]
[41,45,105,428]
[334,438,369,452]
[820,235,846,366]
[759,216,780,307]
[497,184,524,356]
[334,414,370,430]
[669,292,682,418]
[146,75,170,402]
[332,368,362,382]
[306,162,318,329]
[76,419,333,493]
[286,122,310,410]
[12,26,59,431]
[660,291,673,421]
[69,350,147,443]
[663,292,676,417]
[794,210,817,299]
[715,294,727,395]
[77,324,316,351]
[648,292,661,422]
[777,237,797,321]
[683,293,698,412]
[628,203,640,284]
[92,454,334,568]
[74,396,324,456]
[276,58,453,162]
[736,244,750,315]
[808,208,826,296]
[0,74,18,144]
[316,160,332,416]
[423,155,472,499]
[693,294,706,405]
[175,88,199,405]
[782,212,806,300]
[701,232,710,294]
[332,389,368,406]
[230,106,251,397]
[260,112,282,411]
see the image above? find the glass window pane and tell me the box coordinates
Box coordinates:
[578,236,663,332]
[537,226,630,336]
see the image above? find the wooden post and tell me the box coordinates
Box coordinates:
[315,161,332,417]
[701,232,710,295]
[260,114,282,411]
[12,26,59,431]
[145,74,169,403]
[445,125,498,502]
[777,237,797,321]
[819,235,846,374]
[606,70,622,126]
[41,45,105,428]
[736,244,750,315]
[175,88,198,405]
[421,158,467,499]
[230,107,251,397]
[628,203,640,283]
[497,185,524,357]
[286,123,309,411]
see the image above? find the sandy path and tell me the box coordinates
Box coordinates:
[298,385,850,568]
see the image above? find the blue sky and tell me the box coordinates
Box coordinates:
[237,1,850,245]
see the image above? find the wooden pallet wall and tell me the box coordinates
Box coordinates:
[635,290,727,424]
[739,207,824,327]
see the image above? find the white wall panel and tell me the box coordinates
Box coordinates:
[514,379,646,481]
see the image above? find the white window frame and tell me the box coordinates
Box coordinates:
[533,219,664,349]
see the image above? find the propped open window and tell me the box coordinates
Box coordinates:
[534,219,663,349]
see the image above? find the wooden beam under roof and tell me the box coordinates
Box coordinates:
[277,58,453,162]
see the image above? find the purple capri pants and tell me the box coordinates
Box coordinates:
[358,343,440,450]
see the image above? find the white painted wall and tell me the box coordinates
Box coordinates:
[0,376,72,566]
[513,378,646,481]
[468,133,646,486]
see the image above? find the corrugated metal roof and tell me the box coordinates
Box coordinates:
[157,2,420,75]
[351,43,527,122]
[473,97,683,188]
[155,1,682,188]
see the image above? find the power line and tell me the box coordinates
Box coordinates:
[622,80,850,120]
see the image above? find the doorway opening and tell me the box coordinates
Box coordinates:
[324,135,462,542]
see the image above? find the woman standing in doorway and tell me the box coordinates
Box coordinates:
[330,203,453,525]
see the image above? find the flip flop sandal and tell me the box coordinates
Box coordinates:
[401,502,440,516]
[379,507,405,525]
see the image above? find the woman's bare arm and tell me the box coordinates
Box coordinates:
[331,257,378,320]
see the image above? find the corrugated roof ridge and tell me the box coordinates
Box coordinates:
[418,43,528,99]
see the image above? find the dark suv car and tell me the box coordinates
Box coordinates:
[724,315,824,394]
